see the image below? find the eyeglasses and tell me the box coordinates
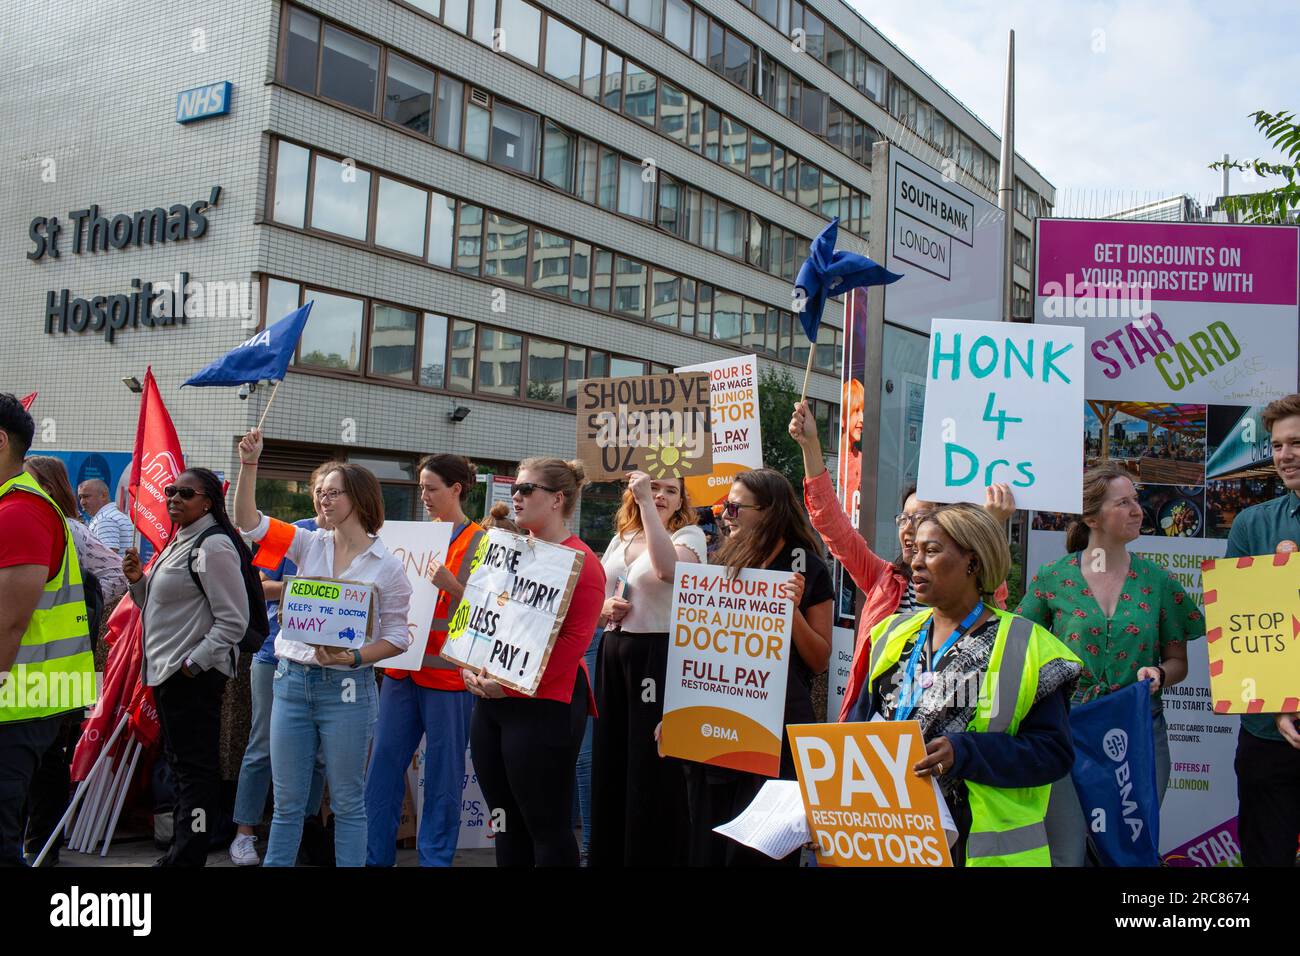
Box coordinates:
[722,501,763,518]
[512,482,559,498]
[163,485,204,501]
[894,510,937,529]
[315,489,347,502]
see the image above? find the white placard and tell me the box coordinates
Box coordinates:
[827,625,855,722]
[280,578,373,647]
[674,354,763,506]
[377,521,455,671]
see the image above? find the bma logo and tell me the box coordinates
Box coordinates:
[176,81,233,124]
[701,723,738,741]
[1103,728,1128,762]
[1089,727,1143,842]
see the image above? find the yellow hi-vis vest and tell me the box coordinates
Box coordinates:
[866,606,1080,867]
[0,471,96,721]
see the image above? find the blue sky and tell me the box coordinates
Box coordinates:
[846,0,1297,212]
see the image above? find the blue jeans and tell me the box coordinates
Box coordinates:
[364,677,474,866]
[264,660,378,867]
[232,658,326,827]
[575,628,602,860]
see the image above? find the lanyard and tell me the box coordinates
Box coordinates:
[894,601,985,722]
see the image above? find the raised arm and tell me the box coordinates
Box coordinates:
[234,427,263,533]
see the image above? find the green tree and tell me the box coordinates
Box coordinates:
[1210,110,1299,223]
[758,365,808,483]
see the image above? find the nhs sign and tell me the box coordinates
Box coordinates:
[176,82,232,124]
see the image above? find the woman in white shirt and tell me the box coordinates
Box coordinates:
[588,470,705,867]
[234,429,412,867]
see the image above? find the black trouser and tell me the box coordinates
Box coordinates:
[154,668,227,867]
[24,712,83,860]
[590,630,688,867]
[470,671,588,867]
[0,714,64,867]
[682,763,800,867]
[1235,727,1300,867]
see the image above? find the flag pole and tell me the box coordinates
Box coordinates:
[799,328,818,404]
[256,379,282,431]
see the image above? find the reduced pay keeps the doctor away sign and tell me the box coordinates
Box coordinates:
[917,318,1084,514]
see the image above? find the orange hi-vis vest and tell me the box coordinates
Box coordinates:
[385,521,485,691]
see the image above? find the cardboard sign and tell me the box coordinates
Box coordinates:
[661,565,793,777]
[673,355,762,506]
[788,721,953,868]
[827,625,855,722]
[916,318,1085,513]
[439,529,584,695]
[1201,553,1300,715]
[378,521,455,671]
[280,577,374,648]
[575,372,713,481]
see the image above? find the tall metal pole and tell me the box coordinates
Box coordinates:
[998,30,1016,322]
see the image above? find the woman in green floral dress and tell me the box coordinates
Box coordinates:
[1017,465,1205,866]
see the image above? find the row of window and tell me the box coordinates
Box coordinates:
[1012,283,1032,319]
[282,3,869,249]
[268,139,844,372]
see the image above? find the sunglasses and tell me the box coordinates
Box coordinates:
[512,482,559,497]
[722,501,762,518]
[163,485,205,501]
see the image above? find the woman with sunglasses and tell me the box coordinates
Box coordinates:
[589,470,704,867]
[233,429,413,867]
[682,468,835,866]
[788,401,1015,723]
[122,468,253,866]
[463,458,605,867]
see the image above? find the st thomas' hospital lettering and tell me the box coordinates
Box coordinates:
[26,186,223,344]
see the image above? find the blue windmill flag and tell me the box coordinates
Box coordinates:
[182,301,313,387]
[794,218,902,342]
[1068,680,1162,867]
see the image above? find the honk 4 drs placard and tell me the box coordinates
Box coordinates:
[280,577,374,648]
[662,565,794,777]
[916,317,1085,514]
[575,372,713,482]
[440,528,585,696]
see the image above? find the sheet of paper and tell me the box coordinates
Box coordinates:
[714,779,808,860]
[869,713,958,848]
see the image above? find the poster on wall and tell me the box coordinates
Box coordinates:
[838,289,869,531]
[883,145,1007,334]
[674,355,763,507]
[1034,219,1299,405]
[41,450,133,519]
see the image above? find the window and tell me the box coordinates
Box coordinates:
[820,173,841,221]
[544,17,582,87]
[531,230,571,298]
[443,0,469,32]
[384,54,434,135]
[320,25,379,113]
[826,101,844,152]
[472,0,495,45]
[687,97,703,153]
[576,139,599,204]
[614,256,646,318]
[748,215,764,267]
[721,116,747,175]
[428,192,456,267]
[704,106,720,161]
[787,75,801,124]
[742,299,765,353]
[692,12,708,63]
[712,292,741,343]
[478,329,522,397]
[588,350,609,379]
[651,271,678,327]
[628,0,663,32]
[798,161,820,211]
[564,346,586,407]
[310,155,371,240]
[679,278,696,333]
[864,59,885,104]
[597,149,618,210]
[490,102,538,176]
[1014,231,1031,270]
[375,177,427,257]
[526,338,565,404]
[1013,283,1032,319]
[717,201,744,258]
[683,187,699,243]
[434,76,463,150]
[696,284,712,337]
[449,319,476,391]
[464,102,490,160]
[659,82,687,143]
[582,39,602,100]
[500,0,541,66]
[657,173,681,236]
[484,212,528,285]
[755,0,779,27]
[826,30,846,79]
[623,61,656,125]
[708,21,724,73]
[273,141,309,227]
[369,304,418,379]
[801,87,826,136]
[778,310,792,360]
[284,8,320,93]
[803,9,824,59]
[723,31,751,88]
[265,278,300,328]
[298,290,363,371]
[420,313,448,388]
[541,122,575,192]
[766,225,783,280]
[771,145,786,193]
[618,158,653,221]
[665,0,691,50]
[611,357,645,378]
[603,51,623,111]
[749,133,771,188]
[815,329,835,372]
[456,203,483,275]
[571,241,591,305]
[701,194,716,250]
[592,249,613,310]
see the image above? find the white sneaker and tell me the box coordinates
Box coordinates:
[229,833,260,866]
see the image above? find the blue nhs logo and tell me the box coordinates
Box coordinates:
[176,82,232,124]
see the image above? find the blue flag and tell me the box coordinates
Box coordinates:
[794,218,902,343]
[1068,680,1161,867]
[182,302,313,387]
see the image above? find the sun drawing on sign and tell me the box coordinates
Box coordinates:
[643,433,696,479]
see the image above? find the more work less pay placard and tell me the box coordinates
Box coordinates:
[280,578,373,648]
[917,318,1084,514]
[662,566,793,777]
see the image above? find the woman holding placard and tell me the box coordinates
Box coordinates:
[234,429,413,868]
[682,468,834,866]
[590,470,704,867]
[861,504,1081,865]
[462,458,605,867]
[787,400,1014,723]
[1016,464,1204,866]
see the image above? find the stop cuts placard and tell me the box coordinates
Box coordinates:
[662,565,793,777]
